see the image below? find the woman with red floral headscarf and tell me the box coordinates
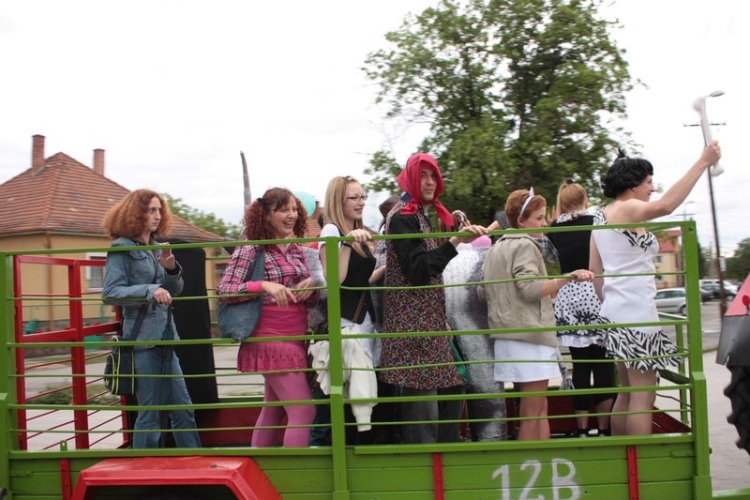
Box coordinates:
[379,153,487,444]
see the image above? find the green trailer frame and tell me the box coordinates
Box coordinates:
[1,220,748,499]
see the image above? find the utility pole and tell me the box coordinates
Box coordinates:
[684,118,728,318]
[680,200,695,221]
[706,165,729,318]
[240,151,251,208]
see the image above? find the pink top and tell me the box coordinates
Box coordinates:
[253,303,308,337]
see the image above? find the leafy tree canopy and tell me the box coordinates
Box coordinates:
[363,0,633,224]
[726,238,750,282]
[164,193,241,240]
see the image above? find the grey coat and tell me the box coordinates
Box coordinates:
[478,233,557,348]
[102,237,183,346]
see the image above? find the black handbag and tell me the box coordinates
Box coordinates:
[103,337,135,396]
[218,247,266,342]
[103,305,148,396]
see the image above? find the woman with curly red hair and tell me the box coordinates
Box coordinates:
[102,189,201,449]
[218,187,317,447]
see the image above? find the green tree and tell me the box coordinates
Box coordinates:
[164,194,241,240]
[363,0,633,223]
[725,238,750,281]
[697,239,708,279]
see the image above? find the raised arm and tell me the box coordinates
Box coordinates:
[616,142,721,223]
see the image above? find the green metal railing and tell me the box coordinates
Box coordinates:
[0,219,723,499]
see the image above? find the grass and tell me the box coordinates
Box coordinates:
[32,383,120,405]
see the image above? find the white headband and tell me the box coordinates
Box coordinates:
[520,187,535,216]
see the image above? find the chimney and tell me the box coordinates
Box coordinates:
[31,134,45,174]
[93,148,105,176]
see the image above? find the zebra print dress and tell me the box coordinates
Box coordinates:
[592,212,682,372]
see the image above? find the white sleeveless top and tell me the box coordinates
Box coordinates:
[593,214,661,336]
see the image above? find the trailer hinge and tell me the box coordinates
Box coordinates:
[669,450,695,458]
[9,470,33,478]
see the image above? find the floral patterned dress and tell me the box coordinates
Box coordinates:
[378,203,464,389]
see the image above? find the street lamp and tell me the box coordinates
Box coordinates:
[695,90,728,317]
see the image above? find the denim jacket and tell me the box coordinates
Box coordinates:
[102,237,183,346]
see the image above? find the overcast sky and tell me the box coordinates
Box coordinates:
[0,0,746,256]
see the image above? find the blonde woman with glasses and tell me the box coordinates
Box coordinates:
[309,176,385,445]
[319,176,385,345]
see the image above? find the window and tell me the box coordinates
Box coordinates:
[85,253,107,290]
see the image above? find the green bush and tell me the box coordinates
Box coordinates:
[32,384,119,405]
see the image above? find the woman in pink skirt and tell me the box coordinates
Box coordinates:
[218,187,317,447]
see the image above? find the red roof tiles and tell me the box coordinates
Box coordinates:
[0,152,222,242]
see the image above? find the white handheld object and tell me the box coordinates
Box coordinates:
[692,94,724,176]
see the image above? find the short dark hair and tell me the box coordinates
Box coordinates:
[600,150,654,198]
[379,194,400,219]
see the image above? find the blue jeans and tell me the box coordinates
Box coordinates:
[133,347,201,449]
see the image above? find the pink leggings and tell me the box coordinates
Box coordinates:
[251,371,316,448]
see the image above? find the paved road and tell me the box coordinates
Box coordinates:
[668,301,750,492]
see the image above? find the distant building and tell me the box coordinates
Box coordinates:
[655,229,683,289]
[0,135,223,331]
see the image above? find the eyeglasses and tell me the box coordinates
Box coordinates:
[345,195,368,202]
[148,207,164,214]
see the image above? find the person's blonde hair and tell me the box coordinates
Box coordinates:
[555,179,588,215]
[323,176,370,256]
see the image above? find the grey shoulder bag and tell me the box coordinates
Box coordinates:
[218,247,266,342]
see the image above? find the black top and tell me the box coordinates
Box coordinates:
[340,241,377,324]
[548,214,595,273]
[328,224,377,324]
[388,210,458,286]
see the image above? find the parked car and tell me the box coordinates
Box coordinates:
[700,282,736,301]
[655,287,689,315]
[699,279,738,295]
[699,287,714,302]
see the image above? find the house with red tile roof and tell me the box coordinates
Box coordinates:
[0,135,224,331]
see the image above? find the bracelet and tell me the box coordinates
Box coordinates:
[341,242,352,248]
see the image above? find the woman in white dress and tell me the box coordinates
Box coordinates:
[480,188,594,440]
[590,142,721,436]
